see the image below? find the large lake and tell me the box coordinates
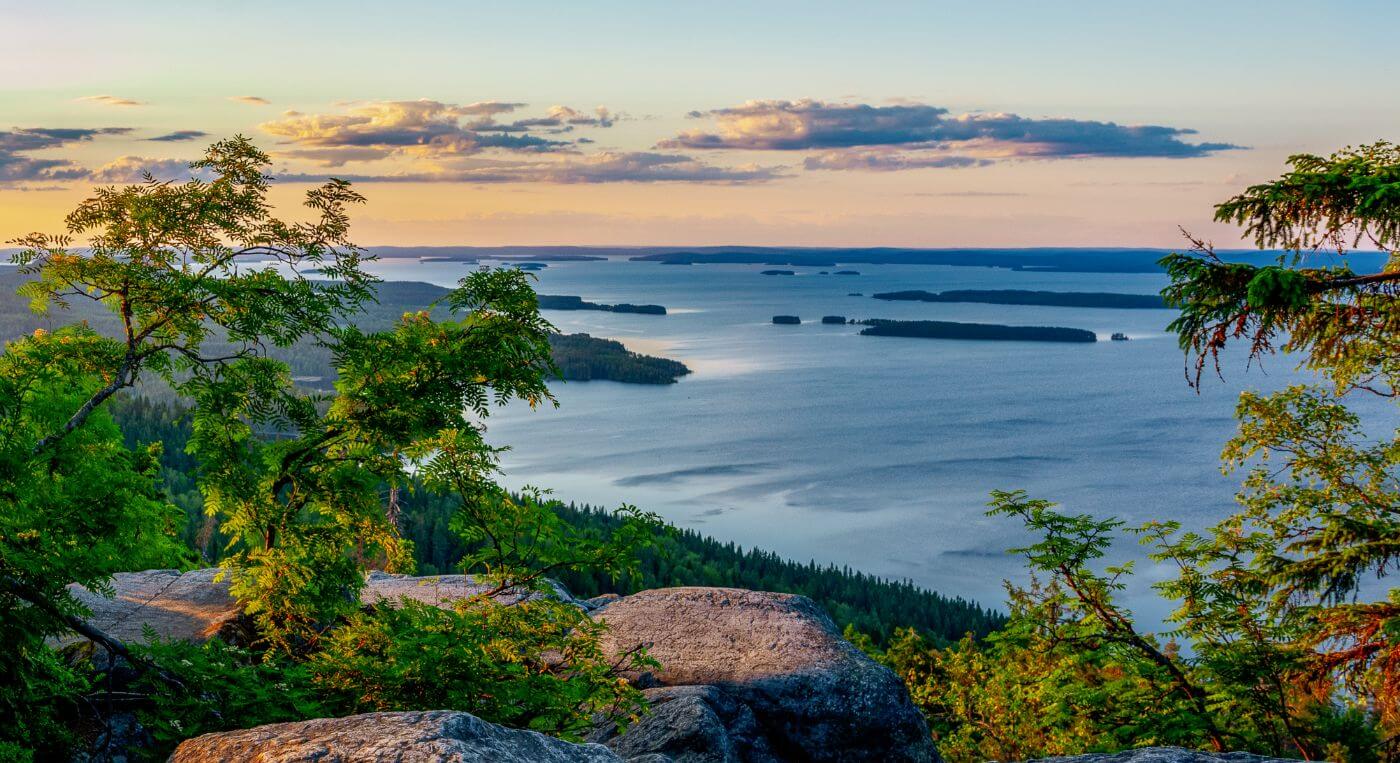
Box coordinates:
[366,255,1358,620]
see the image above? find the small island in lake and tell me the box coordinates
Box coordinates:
[1111,332,1130,341]
[872,289,1166,309]
[761,269,796,276]
[859,319,1097,343]
[773,315,802,325]
[834,270,860,275]
[821,316,848,324]
[547,333,691,384]
[538,294,667,315]
[848,292,863,296]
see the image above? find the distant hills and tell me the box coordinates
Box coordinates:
[6,246,1386,276]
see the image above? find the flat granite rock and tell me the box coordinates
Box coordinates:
[66,568,241,645]
[66,569,582,647]
[168,710,624,763]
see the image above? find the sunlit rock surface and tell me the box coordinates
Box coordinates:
[591,587,937,762]
[168,711,623,763]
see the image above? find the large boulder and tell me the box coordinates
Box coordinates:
[168,710,623,762]
[66,569,582,646]
[1024,749,1307,763]
[588,686,772,763]
[591,587,936,762]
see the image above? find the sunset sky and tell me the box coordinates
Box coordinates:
[4,0,1397,248]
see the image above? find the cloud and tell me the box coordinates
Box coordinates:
[803,149,989,171]
[278,151,781,185]
[276,147,398,168]
[89,156,208,183]
[662,99,1241,169]
[145,130,209,142]
[259,99,586,161]
[457,101,526,116]
[257,99,629,166]
[77,95,143,107]
[0,127,131,184]
[229,95,270,106]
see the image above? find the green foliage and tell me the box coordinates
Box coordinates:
[131,636,326,755]
[1157,140,1398,758]
[0,137,663,758]
[1214,141,1400,256]
[895,140,1400,762]
[308,598,652,741]
[0,341,189,756]
[1161,142,1400,393]
[869,491,1385,761]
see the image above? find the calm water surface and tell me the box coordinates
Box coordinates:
[366,255,1360,619]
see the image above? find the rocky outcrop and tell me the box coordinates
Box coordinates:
[65,568,243,645]
[361,570,585,609]
[168,710,623,762]
[66,568,583,646]
[71,575,936,761]
[591,587,936,762]
[1024,748,1306,763]
[588,686,772,763]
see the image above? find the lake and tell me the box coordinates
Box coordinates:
[363,254,1366,621]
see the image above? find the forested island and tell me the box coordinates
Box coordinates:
[761,269,796,275]
[537,294,667,315]
[548,333,691,383]
[860,318,1097,342]
[872,289,1167,309]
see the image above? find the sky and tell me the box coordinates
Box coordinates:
[2,0,1397,248]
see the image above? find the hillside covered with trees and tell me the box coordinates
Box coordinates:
[0,270,689,386]
[103,392,998,645]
